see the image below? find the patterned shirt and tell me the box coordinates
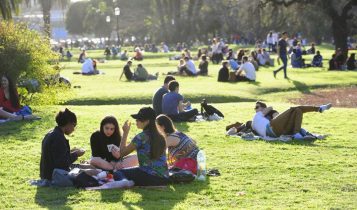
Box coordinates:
[132,130,168,178]
[168,131,200,166]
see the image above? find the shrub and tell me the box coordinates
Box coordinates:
[0,21,58,84]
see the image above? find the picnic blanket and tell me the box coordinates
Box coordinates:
[226,131,328,142]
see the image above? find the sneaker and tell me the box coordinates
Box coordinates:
[293,133,304,140]
[273,70,277,78]
[319,103,332,112]
[226,127,237,136]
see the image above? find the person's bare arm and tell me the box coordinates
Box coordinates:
[119,120,136,157]
[236,69,243,76]
[178,100,185,112]
[119,69,124,80]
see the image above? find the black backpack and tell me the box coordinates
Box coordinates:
[73,172,100,188]
[200,99,224,118]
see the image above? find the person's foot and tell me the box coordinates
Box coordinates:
[319,103,332,113]
[273,70,277,78]
[293,133,304,140]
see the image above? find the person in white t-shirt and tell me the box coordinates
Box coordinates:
[81,58,99,75]
[178,57,197,76]
[252,101,332,140]
[257,49,266,66]
[235,56,256,81]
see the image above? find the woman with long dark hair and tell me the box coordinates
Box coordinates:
[113,107,169,186]
[89,116,138,170]
[0,74,38,120]
[155,114,199,166]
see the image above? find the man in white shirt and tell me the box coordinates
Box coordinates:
[180,57,197,76]
[252,101,332,140]
[235,56,256,81]
[81,58,98,75]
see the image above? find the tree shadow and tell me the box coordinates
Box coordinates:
[35,187,78,210]
[0,119,44,142]
[64,95,256,106]
[288,79,312,94]
[97,180,210,209]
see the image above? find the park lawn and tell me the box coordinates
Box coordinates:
[0,46,356,209]
[0,103,356,209]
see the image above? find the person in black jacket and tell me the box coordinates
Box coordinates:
[119,60,133,81]
[218,61,229,82]
[89,116,138,170]
[40,109,85,180]
[197,55,209,76]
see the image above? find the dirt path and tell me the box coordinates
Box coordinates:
[289,86,357,108]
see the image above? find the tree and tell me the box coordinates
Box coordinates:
[0,0,22,20]
[260,0,357,60]
[65,1,88,35]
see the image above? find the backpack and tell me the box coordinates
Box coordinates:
[200,99,224,118]
[169,168,195,184]
[73,172,100,188]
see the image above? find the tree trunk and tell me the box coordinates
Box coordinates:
[40,0,52,38]
[331,16,348,61]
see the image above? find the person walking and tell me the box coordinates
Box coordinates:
[274,32,289,79]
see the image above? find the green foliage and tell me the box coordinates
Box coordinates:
[65,1,89,35]
[0,21,57,83]
[0,0,22,20]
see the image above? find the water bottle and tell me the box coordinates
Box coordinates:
[196,150,206,181]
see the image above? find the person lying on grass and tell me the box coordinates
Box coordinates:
[89,116,138,171]
[0,74,39,121]
[156,114,199,167]
[252,102,332,140]
[113,107,169,187]
[40,109,85,181]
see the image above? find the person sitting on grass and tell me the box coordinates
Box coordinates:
[120,60,134,81]
[78,50,86,63]
[197,55,209,76]
[179,57,197,76]
[312,51,323,67]
[329,54,337,70]
[217,61,230,82]
[82,58,99,75]
[235,56,256,82]
[89,116,138,171]
[152,75,176,115]
[133,48,143,61]
[113,107,169,186]
[40,108,85,181]
[252,102,332,140]
[162,81,198,122]
[347,53,356,70]
[120,50,129,61]
[156,114,199,167]
[0,74,38,121]
[134,64,159,81]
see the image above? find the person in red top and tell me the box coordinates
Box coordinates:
[0,74,38,120]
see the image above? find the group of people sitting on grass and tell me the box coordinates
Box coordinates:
[0,74,39,122]
[329,50,356,71]
[218,56,256,82]
[120,60,159,81]
[39,107,200,187]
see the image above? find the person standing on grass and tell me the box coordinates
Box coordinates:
[89,116,138,171]
[40,109,85,180]
[162,81,198,122]
[152,76,176,115]
[252,102,332,140]
[113,107,169,186]
[274,32,289,79]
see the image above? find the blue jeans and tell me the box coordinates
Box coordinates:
[114,167,169,186]
[276,54,288,78]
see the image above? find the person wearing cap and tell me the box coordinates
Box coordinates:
[152,75,176,115]
[162,81,199,122]
[113,107,169,186]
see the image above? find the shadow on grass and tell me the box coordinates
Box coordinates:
[256,83,350,95]
[99,180,210,209]
[0,119,47,141]
[35,187,77,210]
[64,95,256,106]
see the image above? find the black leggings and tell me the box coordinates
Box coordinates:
[113,167,169,186]
[169,109,199,122]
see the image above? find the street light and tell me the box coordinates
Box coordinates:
[106,16,111,45]
[114,7,120,45]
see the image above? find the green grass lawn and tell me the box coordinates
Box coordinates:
[0,46,356,209]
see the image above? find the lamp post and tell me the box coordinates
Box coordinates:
[114,7,120,45]
[106,16,111,45]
